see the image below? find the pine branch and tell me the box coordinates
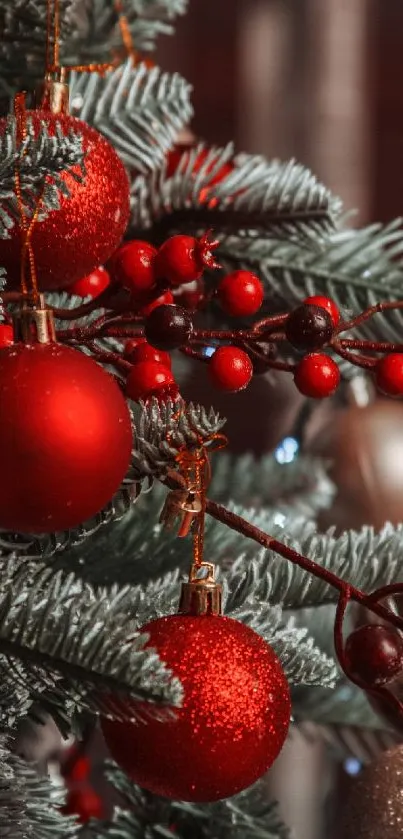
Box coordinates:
[89,763,292,839]
[131,142,342,242]
[221,221,403,343]
[222,512,403,609]
[211,453,334,516]
[0,559,183,720]
[70,61,193,174]
[66,0,187,63]
[0,115,86,239]
[0,736,77,839]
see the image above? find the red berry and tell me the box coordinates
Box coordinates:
[69,266,110,298]
[62,754,91,783]
[209,346,253,392]
[294,353,340,398]
[345,624,403,687]
[375,354,403,396]
[140,290,174,316]
[110,241,157,294]
[124,339,171,368]
[303,295,340,326]
[0,324,14,348]
[62,788,104,823]
[126,361,176,401]
[154,232,220,287]
[218,270,264,317]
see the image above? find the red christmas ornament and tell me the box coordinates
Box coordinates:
[102,614,290,802]
[140,290,174,316]
[345,624,403,688]
[62,753,91,783]
[124,339,171,368]
[126,360,176,401]
[0,112,130,291]
[375,354,403,396]
[218,270,264,317]
[69,266,110,298]
[109,240,157,295]
[209,346,253,392]
[154,232,220,287]
[0,324,14,347]
[294,353,340,398]
[0,341,132,533]
[62,788,103,823]
[303,295,340,326]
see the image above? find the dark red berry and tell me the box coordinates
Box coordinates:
[110,240,157,294]
[303,295,340,326]
[154,232,220,287]
[218,270,264,317]
[294,353,340,398]
[62,788,104,823]
[286,304,334,350]
[209,346,253,392]
[69,266,110,298]
[126,361,176,401]
[140,290,174,316]
[144,304,193,350]
[124,339,171,368]
[0,324,14,348]
[375,354,403,396]
[345,624,403,687]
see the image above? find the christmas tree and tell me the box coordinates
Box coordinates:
[1,2,403,838]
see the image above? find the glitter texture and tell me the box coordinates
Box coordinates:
[0,112,130,291]
[341,746,403,838]
[0,342,132,533]
[102,614,291,802]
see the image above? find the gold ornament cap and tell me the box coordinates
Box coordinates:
[36,71,69,115]
[179,562,222,616]
[13,295,56,344]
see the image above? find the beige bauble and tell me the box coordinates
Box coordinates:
[341,746,403,838]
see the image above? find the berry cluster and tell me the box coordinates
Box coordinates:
[33,230,403,404]
[61,745,103,824]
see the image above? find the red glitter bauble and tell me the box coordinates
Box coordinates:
[0,113,130,291]
[0,342,132,533]
[102,614,290,802]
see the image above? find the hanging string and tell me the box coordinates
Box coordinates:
[114,0,138,64]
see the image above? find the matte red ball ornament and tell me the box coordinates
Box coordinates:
[124,340,171,368]
[375,354,403,396]
[102,614,291,802]
[209,346,253,392]
[294,353,340,398]
[0,324,14,347]
[154,232,220,287]
[0,342,132,533]
[69,266,110,298]
[126,361,176,401]
[218,270,264,317]
[303,295,340,326]
[109,240,157,295]
[0,112,130,291]
[345,624,403,688]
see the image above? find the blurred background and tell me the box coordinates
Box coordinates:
[158,0,403,227]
